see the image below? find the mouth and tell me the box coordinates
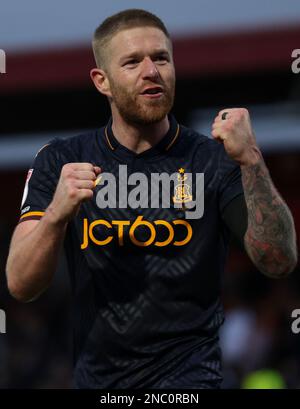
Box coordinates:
[140,86,164,98]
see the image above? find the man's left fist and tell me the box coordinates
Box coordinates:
[211,108,261,166]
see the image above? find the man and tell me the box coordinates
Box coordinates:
[6,9,297,389]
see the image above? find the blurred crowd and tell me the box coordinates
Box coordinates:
[0,221,299,389]
[221,247,300,388]
[0,221,72,388]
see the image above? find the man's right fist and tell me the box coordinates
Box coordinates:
[47,163,101,224]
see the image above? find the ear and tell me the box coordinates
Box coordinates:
[90,68,112,98]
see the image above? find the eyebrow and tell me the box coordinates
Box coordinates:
[119,49,170,63]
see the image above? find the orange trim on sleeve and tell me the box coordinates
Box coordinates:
[20,211,45,219]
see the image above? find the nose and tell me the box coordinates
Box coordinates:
[140,57,159,80]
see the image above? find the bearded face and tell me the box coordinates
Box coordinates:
[102,27,176,126]
[108,71,175,125]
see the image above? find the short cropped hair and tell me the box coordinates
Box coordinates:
[92,9,171,69]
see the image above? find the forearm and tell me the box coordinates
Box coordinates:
[6,209,67,302]
[241,150,298,278]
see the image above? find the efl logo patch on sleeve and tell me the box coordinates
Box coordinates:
[21,169,33,209]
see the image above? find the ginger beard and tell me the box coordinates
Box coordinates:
[108,75,175,125]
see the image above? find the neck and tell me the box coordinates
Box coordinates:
[111,110,170,154]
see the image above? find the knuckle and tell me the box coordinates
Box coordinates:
[82,190,93,200]
[61,164,69,175]
[85,163,94,171]
[68,188,77,199]
[237,108,248,117]
[63,168,74,179]
[63,163,74,171]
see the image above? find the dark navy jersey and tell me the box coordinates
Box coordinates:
[20,115,244,388]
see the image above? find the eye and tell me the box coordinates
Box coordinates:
[154,54,169,64]
[123,59,139,67]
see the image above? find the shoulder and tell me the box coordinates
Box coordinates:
[55,129,99,161]
[34,129,100,165]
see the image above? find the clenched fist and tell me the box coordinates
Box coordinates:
[211,108,262,166]
[47,163,101,224]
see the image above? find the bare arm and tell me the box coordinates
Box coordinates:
[241,154,297,277]
[6,163,101,302]
[212,108,298,277]
[6,214,67,302]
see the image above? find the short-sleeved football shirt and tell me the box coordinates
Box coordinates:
[20,115,244,388]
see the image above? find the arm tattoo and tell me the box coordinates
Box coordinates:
[241,157,297,278]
